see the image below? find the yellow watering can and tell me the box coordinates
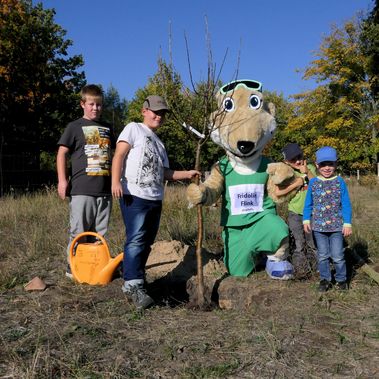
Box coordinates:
[69,232,123,285]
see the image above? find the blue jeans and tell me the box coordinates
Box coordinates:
[313,231,346,282]
[119,195,162,281]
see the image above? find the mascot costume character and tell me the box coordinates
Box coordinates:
[187,79,294,279]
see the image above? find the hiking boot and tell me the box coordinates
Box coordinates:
[335,281,348,290]
[65,264,73,280]
[318,279,331,292]
[122,284,154,310]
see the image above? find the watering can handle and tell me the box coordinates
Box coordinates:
[69,232,107,257]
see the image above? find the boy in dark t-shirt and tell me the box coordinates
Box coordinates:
[57,84,115,278]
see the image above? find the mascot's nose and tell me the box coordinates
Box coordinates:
[237,141,255,155]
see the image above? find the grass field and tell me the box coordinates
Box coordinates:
[0,181,379,378]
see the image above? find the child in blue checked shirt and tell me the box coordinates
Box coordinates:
[303,146,352,292]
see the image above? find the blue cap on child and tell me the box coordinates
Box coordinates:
[316,146,337,164]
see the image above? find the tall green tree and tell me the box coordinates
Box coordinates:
[102,85,128,137]
[0,0,85,193]
[154,60,223,172]
[288,12,379,172]
[360,0,379,163]
[263,90,293,161]
[125,60,222,171]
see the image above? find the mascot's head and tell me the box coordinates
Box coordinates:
[210,79,276,164]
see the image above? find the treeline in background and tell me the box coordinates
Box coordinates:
[1,0,379,195]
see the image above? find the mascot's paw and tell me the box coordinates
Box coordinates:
[266,162,297,204]
[267,162,295,185]
[186,183,206,207]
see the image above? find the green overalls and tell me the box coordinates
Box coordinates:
[219,156,288,276]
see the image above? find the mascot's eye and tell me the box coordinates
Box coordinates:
[249,95,261,110]
[223,97,235,112]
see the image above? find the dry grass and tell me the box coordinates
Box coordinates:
[0,181,379,378]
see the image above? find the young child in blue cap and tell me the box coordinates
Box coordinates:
[303,146,352,292]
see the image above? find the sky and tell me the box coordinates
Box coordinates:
[37,0,374,101]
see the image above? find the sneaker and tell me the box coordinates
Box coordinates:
[65,264,73,280]
[318,279,331,292]
[122,284,154,310]
[335,281,348,290]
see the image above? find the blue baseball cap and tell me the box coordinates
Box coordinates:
[316,146,337,164]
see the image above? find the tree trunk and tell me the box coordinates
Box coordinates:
[190,141,209,308]
[0,131,3,197]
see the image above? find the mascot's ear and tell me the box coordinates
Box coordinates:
[267,102,276,117]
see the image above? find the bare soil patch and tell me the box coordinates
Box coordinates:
[1,239,379,378]
[1,183,379,378]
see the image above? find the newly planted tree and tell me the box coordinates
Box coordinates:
[154,26,232,308]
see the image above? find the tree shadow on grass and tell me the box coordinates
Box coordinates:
[344,238,370,282]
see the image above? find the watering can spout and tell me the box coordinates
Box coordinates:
[99,253,123,283]
[69,232,123,285]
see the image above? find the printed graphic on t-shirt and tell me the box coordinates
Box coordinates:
[136,136,164,188]
[229,184,264,215]
[82,126,111,176]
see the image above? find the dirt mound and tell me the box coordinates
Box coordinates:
[145,240,226,305]
[2,240,379,378]
[146,241,302,311]
[146,240,226,280]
